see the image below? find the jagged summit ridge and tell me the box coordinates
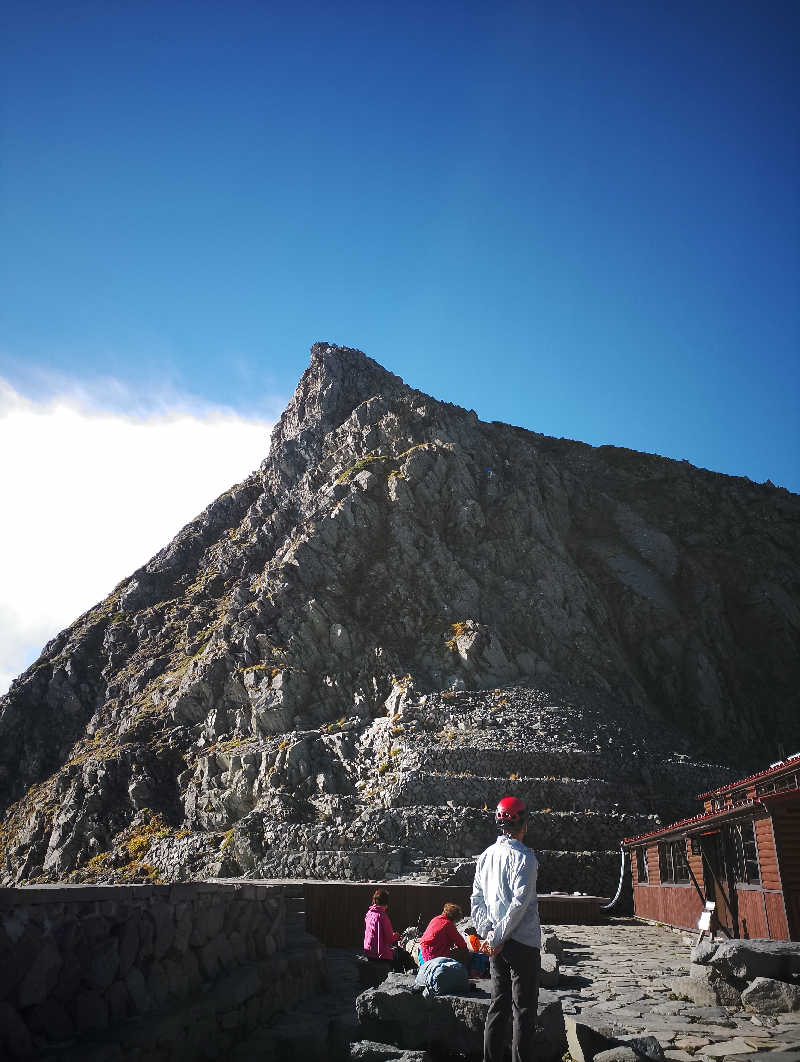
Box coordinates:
[267,341,407,474]
[0,342,798,887]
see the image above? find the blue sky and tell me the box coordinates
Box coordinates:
[0,1,798,687]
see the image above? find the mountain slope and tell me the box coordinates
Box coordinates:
[1,342,797,886]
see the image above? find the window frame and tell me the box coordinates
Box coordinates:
[635,845,649,884]
[728,820,761,886]
[658,838,690,884]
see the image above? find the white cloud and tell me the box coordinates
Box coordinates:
[0,380,277,695]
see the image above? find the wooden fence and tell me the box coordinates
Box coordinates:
[302,881,609,947]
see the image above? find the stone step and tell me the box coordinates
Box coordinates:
[499,809,655,849]
[258,806,654,859]
[418,745,639,781]
[371,807,650,849]
[374,807,655,852]
[415,848,622,895]
[389,771,642,812]
[254,846,623,895]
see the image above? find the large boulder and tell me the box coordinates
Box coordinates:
[565,1019,666,1062]
[542,930,565,960]
[566,1016,618,1062]
[668,972,742,1009]
[741,977,800,1015]
[540,951,560,988]
[690,940,719,965]
[707,941,800,983]
[355,972,565,1060]
[667,976,719,1007]
[349,1043,432,1061]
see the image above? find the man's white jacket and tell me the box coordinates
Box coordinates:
[471,834,541,950]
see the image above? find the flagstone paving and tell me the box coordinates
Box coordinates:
[553,920,800,1060]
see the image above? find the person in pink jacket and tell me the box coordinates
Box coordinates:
[363,888,400,960]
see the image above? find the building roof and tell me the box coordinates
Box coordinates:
[623,784,800,846]
[696,754,800,801]
[622,800,755,846]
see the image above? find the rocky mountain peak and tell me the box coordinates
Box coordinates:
[0,342,798,888]
[266,342,408,485]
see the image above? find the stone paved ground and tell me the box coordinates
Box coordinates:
[233,918,800,1060]
[557,919,800,1060]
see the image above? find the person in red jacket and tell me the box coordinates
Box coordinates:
[363,888,400,961]
[420,903,469,962]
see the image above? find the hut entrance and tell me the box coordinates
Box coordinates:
[700,832,737,936]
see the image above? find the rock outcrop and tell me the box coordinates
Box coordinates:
[355,972,566,1060]
[1,342,798,888]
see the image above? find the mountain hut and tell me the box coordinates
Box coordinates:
[623,755,800,940]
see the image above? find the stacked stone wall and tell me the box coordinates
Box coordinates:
[0,881,324,1062]
[418,747,729,797]
[390,771,639,812]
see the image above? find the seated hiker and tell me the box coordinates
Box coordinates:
[419,903,469,964]
[363,888,400,962]
[464,924,491,977]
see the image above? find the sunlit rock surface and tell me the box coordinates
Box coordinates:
[1,342,797,886]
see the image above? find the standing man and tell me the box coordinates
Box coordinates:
[471,796,540,1062]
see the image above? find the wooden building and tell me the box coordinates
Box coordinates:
[623,755,800,940]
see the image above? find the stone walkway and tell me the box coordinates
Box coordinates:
[231,919,800,1060]
[557,920,800,1060]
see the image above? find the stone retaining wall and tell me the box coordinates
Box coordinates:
[416,749,730,810]
[390,771,638,812]
[0,881,325,1061]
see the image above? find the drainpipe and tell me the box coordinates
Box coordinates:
[602,846,627,910]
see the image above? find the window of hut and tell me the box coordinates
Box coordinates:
[635,845,649,883]
[658,839,690,883]
[728,820,761,885]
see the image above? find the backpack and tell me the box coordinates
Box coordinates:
[414,956,470,998]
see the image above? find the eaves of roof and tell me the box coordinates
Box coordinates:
[697,758,800,801]
[622,800,756,846]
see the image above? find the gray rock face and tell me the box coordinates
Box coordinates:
[741,976,800,1015]
[1,341,797,886]
[540,950,560,988]
[707,941,800,983]
[355,971,566,1060]
[668,975,731,1009]
[567,1015,619,1062]
[348,1043,432,1062]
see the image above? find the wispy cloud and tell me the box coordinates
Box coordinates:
[0,379,279,694]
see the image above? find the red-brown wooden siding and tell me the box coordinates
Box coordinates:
[735,888,769,939]
[632,816,792,939]
[772,804,800,939]
[649,842,661,885]
[755,814,782,891]
[632,839,704,928]
[764,891,790,940]
[633,883,704,929]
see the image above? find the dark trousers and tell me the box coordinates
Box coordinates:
[484,939,540,1062]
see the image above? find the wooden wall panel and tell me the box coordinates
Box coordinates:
[764,892,790,941]
[633,884,703,930]
[755,816,781,890]
[735,888,769,939]
[648,843,661,886]
[773,806,800,894]
[302,882,610,947]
